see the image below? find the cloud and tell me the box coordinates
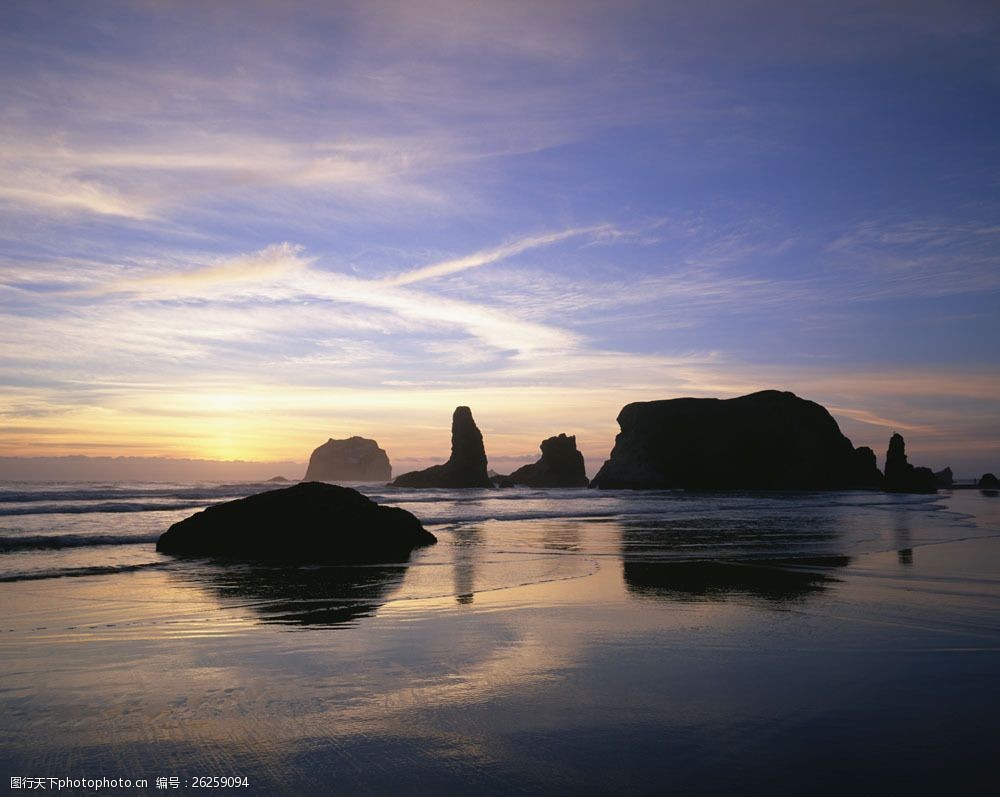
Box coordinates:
[1,1,998,475]
[381,225,615,286]
[304,271,580,355]
[824,215,1000,299]
[111,242,314,293]
[2,239,584,382]
[824,406,934,433]
[0,132,461,223]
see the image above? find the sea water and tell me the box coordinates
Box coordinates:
[1,482,998,794]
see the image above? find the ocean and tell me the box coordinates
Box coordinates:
[1,482,998,794]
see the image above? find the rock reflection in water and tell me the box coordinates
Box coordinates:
[452,526,480,605]
[623,557,849,603]
[175,562,407,627]
[620,518,848,604]
[891,501,915,565]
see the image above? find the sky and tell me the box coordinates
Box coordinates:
[1,0,999,479]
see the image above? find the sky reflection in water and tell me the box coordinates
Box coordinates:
[0,491,998,794]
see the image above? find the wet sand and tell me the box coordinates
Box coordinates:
[1,491,998,794]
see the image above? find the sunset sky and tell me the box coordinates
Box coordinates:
[2,0,998,477]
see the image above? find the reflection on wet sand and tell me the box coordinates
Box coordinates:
[623,557,849,603]
[892,501,915,565]
[173,562,407,626]
[618,509,844,561]
[620,519,849,603]
[452,526,480,605]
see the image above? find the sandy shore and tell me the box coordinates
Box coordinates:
[1,491,998,794]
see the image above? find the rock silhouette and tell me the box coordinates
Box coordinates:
[156,481,436,562]
[391,406,491,488]
[504,434,588,487]
[883,433,937,493]
[979,473,999,488]
[934,467,954,488]
[591,390,883,490]
[304,436,391,482]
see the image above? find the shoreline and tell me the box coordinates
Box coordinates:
[1,490,997,794]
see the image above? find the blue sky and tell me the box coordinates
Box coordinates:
[1,0,998,477]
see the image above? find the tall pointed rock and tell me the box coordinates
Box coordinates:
[391,407,491,488]
[883,432,936,493]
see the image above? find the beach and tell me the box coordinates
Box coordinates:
[0,485,997,794]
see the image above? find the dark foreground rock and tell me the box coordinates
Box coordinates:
[884,433,937,493]
[304,436,391,482]
[505,434,589,487]
[156,482,436,562]
[392,407,491,488]
[591,390,883,490]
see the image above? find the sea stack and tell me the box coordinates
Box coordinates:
[934,467,954,488]
[977,473,998,488]
[883,433,937,493]
[304,436,391,482]
[504,434,589,487]
[156,482,436,563]
[590,390,883,490]
[391,406,491,488]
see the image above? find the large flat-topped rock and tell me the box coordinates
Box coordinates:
[591,390,882,490]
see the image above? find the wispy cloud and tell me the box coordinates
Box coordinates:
[0,132,462,223]
[825,406,934,434]
[109,242,313,292]
[1,0,999,475]
[381,225,614,286]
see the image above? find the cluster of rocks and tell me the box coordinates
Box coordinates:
[288,391,976,496]
[391,407,589,489]
[156,390,991,565]
[155,408,588,563]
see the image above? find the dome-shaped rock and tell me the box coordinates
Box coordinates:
[304,436,391,482]
[156,482,435,563]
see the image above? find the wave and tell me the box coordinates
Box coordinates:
[369,488,680,504]
[0,561,170,583]
[417,506,676,525]
[0,501,213,517]
[0,483,273,504]
[0,533,161,552]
